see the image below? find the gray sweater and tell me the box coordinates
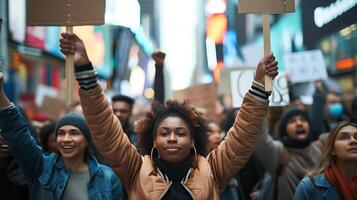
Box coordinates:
[255,126,322,200]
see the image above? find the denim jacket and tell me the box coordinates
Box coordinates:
[0,104,122,200]
[294,174,340,200]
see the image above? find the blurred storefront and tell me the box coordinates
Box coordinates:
[301,0,357,97]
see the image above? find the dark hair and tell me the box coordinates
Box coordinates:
[39,121,57,152]
[111,95,135,107]
[136,100,208,157]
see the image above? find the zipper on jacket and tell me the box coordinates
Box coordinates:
[159,181,172,200]
[181,182,196,200]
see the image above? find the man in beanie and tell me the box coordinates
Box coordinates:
[254,108,322,200]
[0,73,123,199]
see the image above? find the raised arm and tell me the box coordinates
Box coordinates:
[59,33,142,190]
[152,50,166,104]
[208,54,278,191]
[0,73,43,181]
[255,120,284,173]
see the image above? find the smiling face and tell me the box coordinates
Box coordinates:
[56,125,88,160]
[286,115,310,141]
[154,116,194,166]
[0,135,10,158]
[333,125,357,162]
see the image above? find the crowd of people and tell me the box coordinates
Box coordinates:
[0,32,356,200]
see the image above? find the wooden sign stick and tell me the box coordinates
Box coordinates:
[65,26,74,106]
[238,0,295,92]
[263,15,272,91]
[28,0,105,107]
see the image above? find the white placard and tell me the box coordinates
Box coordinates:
[35,84,59,107]
[230,69,289,107]
[283,50,328,83]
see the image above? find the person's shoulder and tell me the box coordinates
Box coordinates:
[98,163,115,173]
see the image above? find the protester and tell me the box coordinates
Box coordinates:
[0,100,38,200]
[206,120,240,200]
[39,121,58,153]
[111,94,137,144]
[310,80,347,140]
[295,121,357,200]
[59,32,278,199]
[152,50,166,104]
[254,108,322,200]
[0,135,30,200]
[0,73,123,200]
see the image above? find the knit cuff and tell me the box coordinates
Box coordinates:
[74,63,98,91]
[248,81,271,102]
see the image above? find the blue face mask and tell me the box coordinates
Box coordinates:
[328,103,343,118]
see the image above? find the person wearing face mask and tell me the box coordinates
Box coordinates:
[254,108,322,200]
[309,80,347,141]
[295,121,357,200]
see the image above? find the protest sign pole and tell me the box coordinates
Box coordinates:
[65,26,74,106]
[263,15,272,91]
[238,0,295,92]
[28,0,105,107]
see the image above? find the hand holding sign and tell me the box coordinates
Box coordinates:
[254,53,279,85]
[27,0,105,106]
[238,0,295,91]
[60,33,90,66]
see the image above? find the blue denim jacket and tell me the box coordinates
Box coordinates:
[0,105,123,200]
[294,174,340,200]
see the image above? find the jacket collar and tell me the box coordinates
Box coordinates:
[314,174,340,199]
[39,154,103,186]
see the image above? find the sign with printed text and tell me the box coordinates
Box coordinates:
[230,69,289,107]
[27,0,105,26]
[238,0,295,14]
[283,50,328,83]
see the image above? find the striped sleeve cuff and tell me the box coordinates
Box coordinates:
[248,81,271,102]
[74,63,98,91]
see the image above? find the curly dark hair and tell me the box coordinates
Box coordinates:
[136,100,209,157]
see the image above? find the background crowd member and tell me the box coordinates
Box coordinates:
[254,108,321,200]
[223,108,266,200]
[309,80,347,141]
[111,94,137,145]
[0,134,30,200]
[152,50,166,104]
[38,121,58,153]
[0,74,123,199]
[59,32,278,199]
[206,120,240,200]
[295,121,357,200]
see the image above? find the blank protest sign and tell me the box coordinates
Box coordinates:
[27,0,105,26]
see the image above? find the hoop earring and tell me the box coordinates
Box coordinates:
[151,147,160,160]
[192,146,197,157]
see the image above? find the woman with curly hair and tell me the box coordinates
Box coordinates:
[295,121,357,200]
[59,32,278,199]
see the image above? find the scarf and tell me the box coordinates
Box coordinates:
[324,164,357,200]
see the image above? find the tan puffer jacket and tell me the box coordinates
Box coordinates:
[79,85,268,200]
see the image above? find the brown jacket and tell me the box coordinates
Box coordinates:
[79,85,268,200]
